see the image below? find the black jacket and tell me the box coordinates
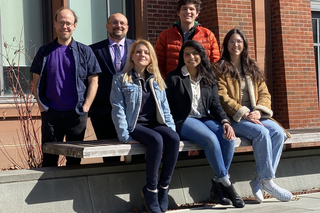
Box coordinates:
[165,69,230,134]
[89,38,134,115]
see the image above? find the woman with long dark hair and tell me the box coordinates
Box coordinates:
[166,40,245,208]
[111,39,180,213]
[214,29,292,203]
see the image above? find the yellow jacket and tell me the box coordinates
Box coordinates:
[213,64,291,138]
[214,65,272,122]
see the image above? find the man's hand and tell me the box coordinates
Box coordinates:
[38,104,46,112]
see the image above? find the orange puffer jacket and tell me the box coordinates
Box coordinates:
[155,24,220,78]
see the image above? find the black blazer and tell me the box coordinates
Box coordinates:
[89,38,134,115]
[165,69,230,134]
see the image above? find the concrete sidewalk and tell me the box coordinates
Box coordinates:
[169,192,320,213]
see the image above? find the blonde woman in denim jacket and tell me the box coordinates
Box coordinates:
[110,40,180,213]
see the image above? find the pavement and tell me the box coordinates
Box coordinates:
[167,192,320,213]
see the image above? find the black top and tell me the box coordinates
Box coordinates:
[132,70,158,126]
[165,68,230,134]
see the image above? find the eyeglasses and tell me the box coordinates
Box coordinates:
[108,21,127,27]
[57,21,74,27]
[228,40,243,45]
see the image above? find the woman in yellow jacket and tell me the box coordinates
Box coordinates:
[214,29,292,203]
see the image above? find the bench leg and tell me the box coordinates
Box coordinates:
[124,155,132,163]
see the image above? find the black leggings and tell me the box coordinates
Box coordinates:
[130,123,180,190]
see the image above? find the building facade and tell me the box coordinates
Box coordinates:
[0,0,319,168]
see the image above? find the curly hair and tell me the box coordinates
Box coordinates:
[215,29,264,83]
[177,0,201,13]
[176,40,216,87]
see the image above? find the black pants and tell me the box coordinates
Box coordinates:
[90,112,118,140]
[41,109,88,167]
[130,123,180,190]
[90,112,121,163]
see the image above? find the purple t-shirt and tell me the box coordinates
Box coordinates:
[45,43,78,111]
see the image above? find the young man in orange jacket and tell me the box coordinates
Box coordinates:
[155,0,220,79]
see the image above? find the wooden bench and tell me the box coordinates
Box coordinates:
[42,129,320,160]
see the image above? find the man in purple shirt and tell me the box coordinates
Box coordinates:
[31,8,101,167]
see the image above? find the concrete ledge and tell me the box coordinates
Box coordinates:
[1,148,320,213]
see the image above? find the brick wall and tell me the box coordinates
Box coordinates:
[145,0,320,129]
[271,0,320,128]
[146,0,178,45]
[213,0,255,58]
[196,0,219,38]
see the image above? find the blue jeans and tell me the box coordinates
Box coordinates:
[232,119,287,180]
[180,117,235,178]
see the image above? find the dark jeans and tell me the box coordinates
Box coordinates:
[130,123,180,190]
[90,112,118,140]
[41,109,88,167]
[91,112,122,163]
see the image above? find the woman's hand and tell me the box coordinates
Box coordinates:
[243,111,264,126]
[248,110,261,120]
[223,123,235,140]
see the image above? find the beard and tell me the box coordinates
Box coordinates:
[109,28,126,40]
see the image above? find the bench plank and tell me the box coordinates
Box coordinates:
[42,131,320,159]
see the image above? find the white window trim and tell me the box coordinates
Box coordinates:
[311,1,320,11]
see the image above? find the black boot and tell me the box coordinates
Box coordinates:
[209,179,232,205]
[222,184,245,208]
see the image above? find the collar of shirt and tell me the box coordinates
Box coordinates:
[108,37,126,47]
[132,69,154,80]
[181,65,201,82]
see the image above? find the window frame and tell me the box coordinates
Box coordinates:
[312,8,320,116]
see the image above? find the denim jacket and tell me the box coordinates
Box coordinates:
[110,70,176,143]
[30,38,101,115]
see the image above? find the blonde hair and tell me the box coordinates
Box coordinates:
[122,39,166,90]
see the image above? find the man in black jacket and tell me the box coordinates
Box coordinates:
[90,13,134,162]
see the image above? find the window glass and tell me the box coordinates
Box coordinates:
[69,0,127,45]
[108,0,126,16]
[312,19,318,43]
[0,0,43,97]
[0,0,43,66]
[69,0,108,45]
[312,11,320,115]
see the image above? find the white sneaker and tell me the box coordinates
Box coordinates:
[263,184,292,202]
[250,179,264,203]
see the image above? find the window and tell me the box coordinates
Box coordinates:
[312,11,320,115]
[0,0,136,101]
[69,0,135,45]
[0,0,44,100]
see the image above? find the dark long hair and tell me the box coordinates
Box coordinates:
[176,40,216,87]
[215,29,264,82]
